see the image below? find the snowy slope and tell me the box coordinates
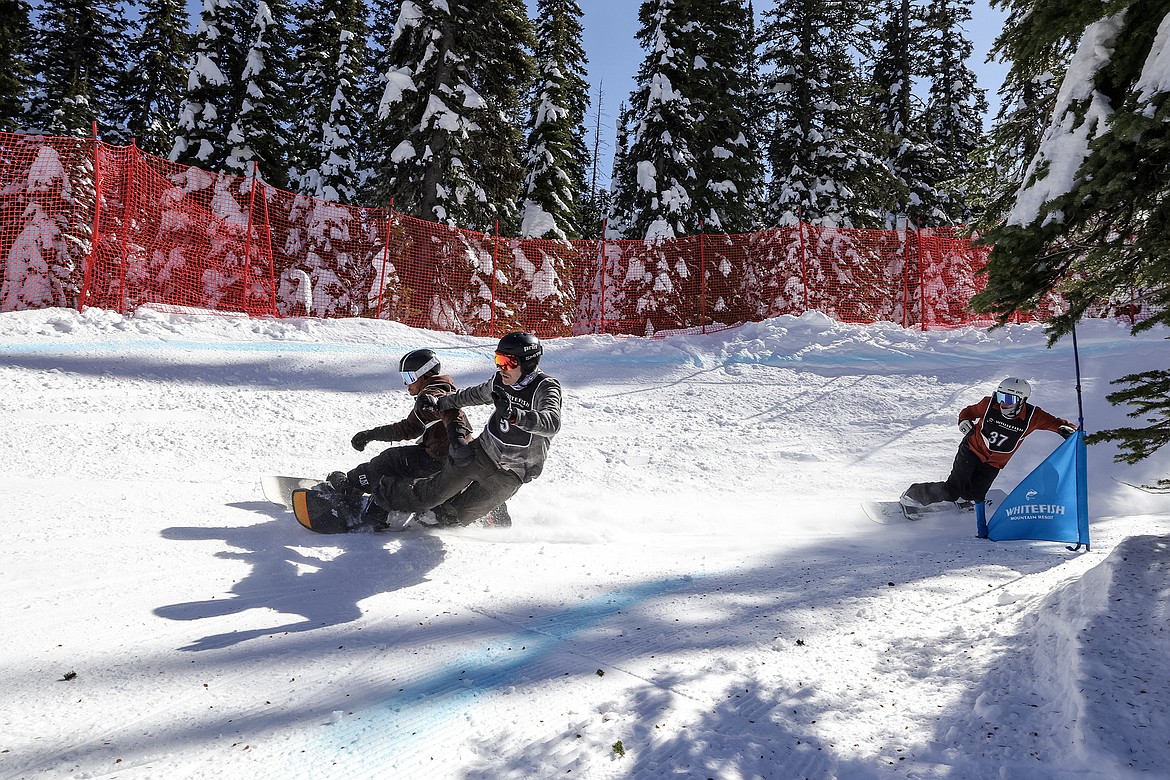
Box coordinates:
[1,307,1168,779]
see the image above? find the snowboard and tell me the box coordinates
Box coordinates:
[862,489,1008,525]
[261,475,321,509]
[290,487,411,534]
[275,478,514,535]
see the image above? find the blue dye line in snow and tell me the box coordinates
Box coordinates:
[313,572,714,773]
[720,336,1126,371]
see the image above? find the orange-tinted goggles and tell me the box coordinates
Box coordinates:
[494,353,519,370]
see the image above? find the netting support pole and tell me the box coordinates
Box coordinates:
[912,218,921,332]
[491,220,500,337]
[260,178,276,317]
[699,219,707,334]
[897,215,907,328]
[1072,325,1086,430]
[598,218,608,334]
[797,209,809,315]
[243,161,258,315]
[83,122,103,313]
[117,139,139,316]
[376,199,394,321]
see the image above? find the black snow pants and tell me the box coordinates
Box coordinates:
[904,440,1000,506]
[346,444,442,494]
[372,440,523,525]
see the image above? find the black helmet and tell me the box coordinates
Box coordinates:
[496,332,542,374]
[399,348,440,384]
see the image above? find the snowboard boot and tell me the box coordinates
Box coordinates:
[366,505,414,532]
[303,485,375,531]
[411,510,441,527]
[482,503,512,528]
[351,495,412,532]
[412,504,462,528]
[326,471,354,493]
[898,490,925,519]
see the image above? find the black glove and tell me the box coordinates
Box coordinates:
[492,388,518,423]
[351,429,375,451]
[414,392,440,417]
[958,420,974,436]
[448,413,475,465]
[1059,424,1077,439]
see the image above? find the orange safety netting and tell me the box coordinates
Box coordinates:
[0,132,1145,337]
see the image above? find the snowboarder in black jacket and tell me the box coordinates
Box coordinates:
[323,348,470,498]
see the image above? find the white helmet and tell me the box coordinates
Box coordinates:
[994,377,1031,416]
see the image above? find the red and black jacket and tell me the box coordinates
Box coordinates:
[958,396,1072,469]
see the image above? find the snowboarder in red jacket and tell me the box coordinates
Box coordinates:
[900,378,1076,511]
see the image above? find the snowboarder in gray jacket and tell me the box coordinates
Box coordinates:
[371,332,562,526]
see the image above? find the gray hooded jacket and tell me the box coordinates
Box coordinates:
[438,369,561,482]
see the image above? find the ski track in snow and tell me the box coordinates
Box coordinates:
[1,307,1168,779]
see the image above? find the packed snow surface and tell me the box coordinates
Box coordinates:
[2,307,1168,779]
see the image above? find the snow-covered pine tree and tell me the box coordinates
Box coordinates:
[685,0,764,327]
[688,0,762,235]
[367,0,533,333]
[519,0,590,241]
[0,143,81,310]
[969,0,1072,228]
[608,0,701,242]
[24,0,132,139]
[370,0,534,230]
[0,0,33,132]
[921,0,988,224]
[759,0,888,228]
[350,0,403,318]
[512,0,589,336]
[974,0,1170,481]
[121,0,192,157]
[357,0,402,202]
[462,0,535,235]
[869,0,947,228]
[606,100,636,238]
[606,0,735,332]
[223,0,294,188]
[171,0,252,169]
[289,0,367,203]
